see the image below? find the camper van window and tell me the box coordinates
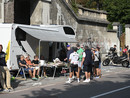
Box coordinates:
[63,27,75,35]
[15,28,26,41]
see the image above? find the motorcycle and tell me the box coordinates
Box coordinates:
[102,52,129,67]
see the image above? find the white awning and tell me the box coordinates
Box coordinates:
[18,26,77,43]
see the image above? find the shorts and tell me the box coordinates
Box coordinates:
[24,68,33,72]
[83,65,92,73]
[31,67,39,70]
[70,64,78,72]
[78,61,82,67]
[94,61,99,68]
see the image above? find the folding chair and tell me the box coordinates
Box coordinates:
[15,55,27,80]
[16,67,27,80]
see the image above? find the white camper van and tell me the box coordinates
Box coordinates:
[0,24,77,71]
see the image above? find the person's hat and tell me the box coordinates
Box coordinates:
[67,45,70,47]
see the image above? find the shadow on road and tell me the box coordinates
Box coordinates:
[20,73,130,98]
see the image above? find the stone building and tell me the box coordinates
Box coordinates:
[0,0,119,54]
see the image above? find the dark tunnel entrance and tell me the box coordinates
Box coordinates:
[14,0,30,24]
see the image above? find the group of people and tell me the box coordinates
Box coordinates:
[0,44,48,93]
[19,55,41,80]
[65,44,101,83]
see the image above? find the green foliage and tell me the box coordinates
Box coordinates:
[70,0,78,13]
[103,0,130,24]
[107,23,113,30]
[70,0,130,26]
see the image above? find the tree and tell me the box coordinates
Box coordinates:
[103,0,130,24]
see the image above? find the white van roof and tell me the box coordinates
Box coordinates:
[16,24,77,43]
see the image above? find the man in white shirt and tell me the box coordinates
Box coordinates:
[66,47,80,83]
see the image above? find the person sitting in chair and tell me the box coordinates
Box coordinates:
[19,55,37,80]
[32,55,40,78]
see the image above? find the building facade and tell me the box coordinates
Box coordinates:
[1,0,120,55]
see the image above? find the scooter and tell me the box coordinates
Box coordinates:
[102,52,129,67]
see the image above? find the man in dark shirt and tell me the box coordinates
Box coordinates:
[64,45,74,63]
[0,44,13,93]
[113,45,117,56]
[81,46,93,83]
[64,45,75,78]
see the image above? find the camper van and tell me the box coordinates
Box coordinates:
[0,24,77,71]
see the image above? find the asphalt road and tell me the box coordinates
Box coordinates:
[0,65,130,98]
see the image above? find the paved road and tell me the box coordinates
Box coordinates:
[0,65,130,98]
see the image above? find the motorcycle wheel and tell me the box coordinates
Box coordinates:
[122,61,129,67]
[102,59,110,66]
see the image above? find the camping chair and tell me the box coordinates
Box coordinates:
[15,55,27,80]
[16,67,27,80]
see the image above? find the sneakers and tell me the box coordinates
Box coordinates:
[38,75,41,79]
[36,75,40,79]
[44,75,48,78]
[32,77,38,81]
[83,79,90,83]
[0,89,9,93]
[77,79,80,83]
[95,76,99,79]
[8,88,13,92]
[66,80,72,83]
[72,76,75,79]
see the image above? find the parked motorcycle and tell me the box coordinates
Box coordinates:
[102,52,129,67]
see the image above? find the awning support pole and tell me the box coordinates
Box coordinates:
[39,40,41,59]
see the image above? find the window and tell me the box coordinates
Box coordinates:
[63,27,75,35]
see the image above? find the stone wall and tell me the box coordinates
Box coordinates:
[49,0,119,54]
[78,6,107,20]
[0,0,4,23]
[30,0,42,25]
[4,0,14,23]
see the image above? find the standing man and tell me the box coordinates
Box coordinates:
[66,47,79,83]
[64,45,73,63]
[0,44,13,93]
[81,46,93,83]
[94,47,100,78]
[64,45,74,78]
[77,44,84,77]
